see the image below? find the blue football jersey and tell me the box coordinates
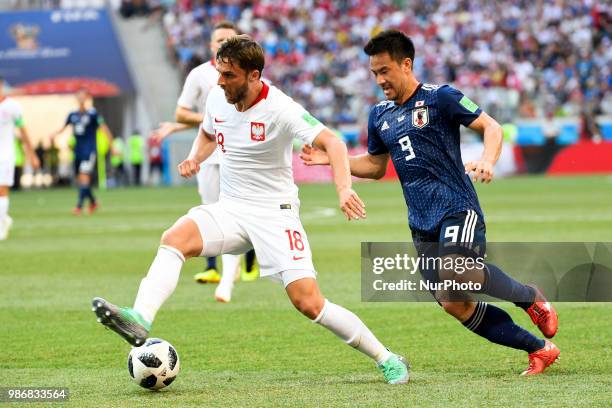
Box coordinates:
[368,83,484,233]
[65,109,102,160]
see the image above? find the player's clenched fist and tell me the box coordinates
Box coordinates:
[464,159,494,183]
[338,187,366,221]
[178,159,200,178]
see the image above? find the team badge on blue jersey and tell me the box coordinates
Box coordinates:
[412,107,428,128]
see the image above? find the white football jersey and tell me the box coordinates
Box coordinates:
[177,60,220,164]
[202,82,326,203]
[0,98,23,163]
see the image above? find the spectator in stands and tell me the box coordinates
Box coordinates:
[157,1,609,134]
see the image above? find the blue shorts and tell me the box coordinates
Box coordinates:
[74,152,97,176]
[411,210,486,296]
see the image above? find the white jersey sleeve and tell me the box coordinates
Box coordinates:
[201,91,215,135]
[177,68,202,109]
[278,100,326,145]
[176,62,218,112]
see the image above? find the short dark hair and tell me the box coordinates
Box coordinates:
[363,30,415,64]
[216,34,265,77]
[213,20,239,34]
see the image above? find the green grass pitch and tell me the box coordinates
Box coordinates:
[1,175,611,407]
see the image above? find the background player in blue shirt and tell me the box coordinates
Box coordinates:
[50,88,115,215]
[302,30,560,376]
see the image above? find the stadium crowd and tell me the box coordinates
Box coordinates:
[156,0,610,129]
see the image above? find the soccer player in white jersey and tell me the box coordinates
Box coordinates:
[151,21,257,302]
[92,36,409,384]
[0,77,40,240]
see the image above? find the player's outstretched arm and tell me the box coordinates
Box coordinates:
[312,130,367,221]
[348,152,390,179]
[300,143,330,165]
[150,122,192,142]
[464,112,503,184]
[48,124,68,145]
[178,127,216,178]
[175,106,204,127]
[301,144,389,180]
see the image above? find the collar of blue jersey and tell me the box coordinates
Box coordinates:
[395,82,422,106]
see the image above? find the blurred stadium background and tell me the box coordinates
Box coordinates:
[0,0,610,189]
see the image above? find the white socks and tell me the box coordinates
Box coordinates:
[0,196,8,224]
[133,245,185,324]
[131,246,392,366]
[218,254,241,290]
[215,254,241,302]
[313,299,391,364]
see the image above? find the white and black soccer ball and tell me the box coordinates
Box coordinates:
[127,338,180,390]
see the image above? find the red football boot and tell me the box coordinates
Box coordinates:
[72,207,82,216]
[88,202,98,215]
[526,286,558,338]
[521,340,560,376]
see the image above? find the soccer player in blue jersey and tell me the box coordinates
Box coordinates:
[50,88,115,215]
[301,30,560,376]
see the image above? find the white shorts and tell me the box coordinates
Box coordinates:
[184,197,316,286]
[196,163,220,205]
[0,161,15,187]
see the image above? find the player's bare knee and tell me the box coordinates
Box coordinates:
[160,228,195,259]
[160,218,203,258]
[439,254,485,285]
[78,174,90,185]
[293,298,322,320]
[440,301,471,320]
[160,228,181,249]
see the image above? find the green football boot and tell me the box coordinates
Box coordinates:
[92,297,151,346]
[378,353,410,384]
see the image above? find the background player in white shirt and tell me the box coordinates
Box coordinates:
[0,77,40,240]
[92,36,409,384]
[151,21,257,302]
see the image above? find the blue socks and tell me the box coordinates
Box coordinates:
[77,186,87,208]
[482,263,535,309]
[206,256,217,270]
[86,187,96,204]
[245,249,256,272]
[77,185,96,208]
[463,301,544,353]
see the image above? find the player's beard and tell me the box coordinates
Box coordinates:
[224,82,249,105]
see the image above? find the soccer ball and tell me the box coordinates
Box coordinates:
[127,338,180,390]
